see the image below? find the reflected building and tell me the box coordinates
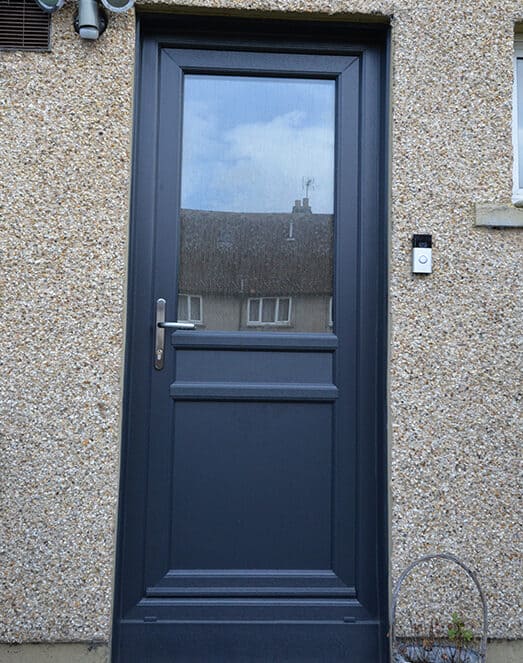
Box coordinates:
[178,198,333,333]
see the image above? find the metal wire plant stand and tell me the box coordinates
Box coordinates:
[390,553,488,663]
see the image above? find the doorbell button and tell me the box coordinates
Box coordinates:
[412,234,432,274]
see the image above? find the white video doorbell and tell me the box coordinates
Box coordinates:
[412,234,432,274]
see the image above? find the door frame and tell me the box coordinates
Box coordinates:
[113,12,390,661]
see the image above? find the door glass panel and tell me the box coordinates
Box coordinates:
[177,294,188,321]
[190,296,201,323]
[249,298,260,322]
[179,75,335,332]
[262,298,276,323]
[278,298,290,322]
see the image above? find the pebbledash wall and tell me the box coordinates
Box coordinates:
[0,0,521,661]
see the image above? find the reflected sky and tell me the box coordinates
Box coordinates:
[181,75,335,214]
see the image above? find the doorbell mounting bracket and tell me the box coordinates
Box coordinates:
[412,234,432,274]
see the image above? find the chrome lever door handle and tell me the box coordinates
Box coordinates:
[158,321,196,330]
[154,298,195,370]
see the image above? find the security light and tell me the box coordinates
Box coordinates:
[74,0,107,40]
[33,0,134,41]
[35,0,65,11]
[100,0,134,12]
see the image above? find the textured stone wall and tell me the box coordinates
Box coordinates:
[0,0,521,645]
[0,5,134,641]
[388,1,522,640]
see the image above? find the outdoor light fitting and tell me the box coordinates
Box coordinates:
[34,0,135,40]
[100,0,134,12]
[35,0,65,11]
[74,0,107,39]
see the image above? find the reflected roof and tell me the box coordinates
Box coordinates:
[179,208,333,296]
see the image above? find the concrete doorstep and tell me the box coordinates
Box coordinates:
[0,640,521,662]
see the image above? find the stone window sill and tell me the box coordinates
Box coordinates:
[475,203,523,228]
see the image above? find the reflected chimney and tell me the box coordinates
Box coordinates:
[292,198,312,214]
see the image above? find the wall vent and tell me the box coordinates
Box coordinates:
[0,0,51,51]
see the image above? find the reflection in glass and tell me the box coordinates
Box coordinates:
[178,75,335,332]
[247,297,291,326]
[191,296,201,323]
[278,298,290,323]
[178,295,188,321]
[178,294,203,324]
[249,299,260,322]
[262,299,276,323]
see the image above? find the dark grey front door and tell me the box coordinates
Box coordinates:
[113,15,388,662]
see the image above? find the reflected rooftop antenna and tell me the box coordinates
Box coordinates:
[302,176,316,199]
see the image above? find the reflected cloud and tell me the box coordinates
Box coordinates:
[181,76,335,214]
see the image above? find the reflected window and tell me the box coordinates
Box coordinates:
[178,294,203,324]
[248,297,291,326]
